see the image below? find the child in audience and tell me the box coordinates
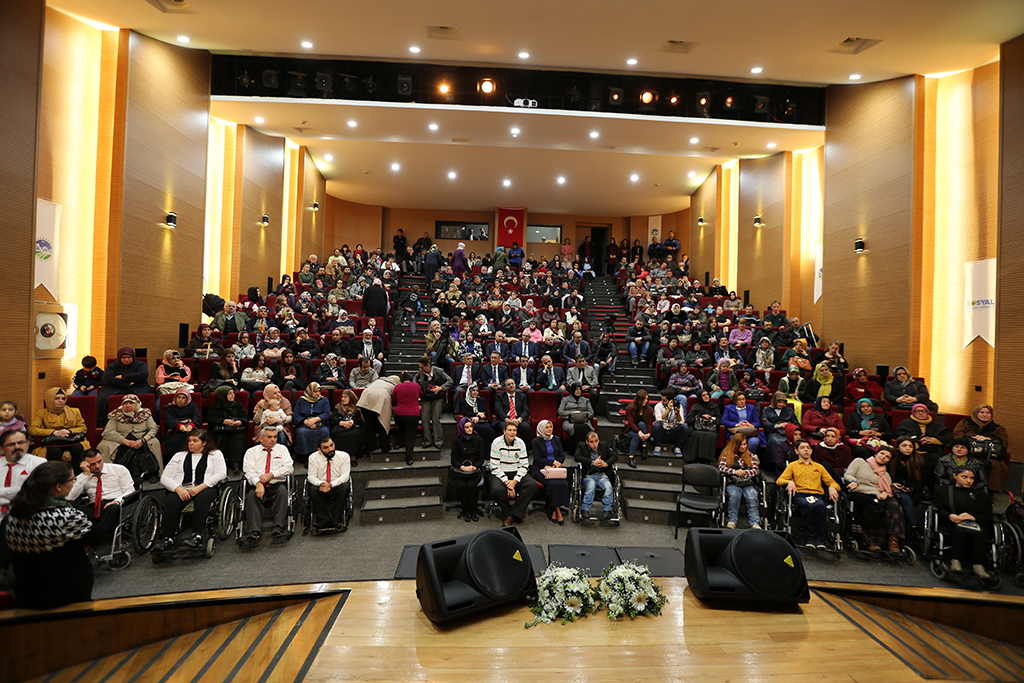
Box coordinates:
[71,356,103,396]
[0,400,27,433]
[260,398,288,435]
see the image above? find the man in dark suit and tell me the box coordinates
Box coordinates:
[534,355,566,393]
[479,351,509,392]
[486,331,511,362]
[563,330,591,363]
[573,430,618,526]
[453,353,479,391]
[510,357,535,393]
[494,378,531,441]
[511,330,538,363]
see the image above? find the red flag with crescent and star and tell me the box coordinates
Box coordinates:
[496,207,526,251]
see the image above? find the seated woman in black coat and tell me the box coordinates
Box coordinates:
[161,388,201,462]
[884,366,938,411]
[682,340,712,370]
[329,389,366,464]
[98,346,151,418]
[844,398,893,460]
[207,386,247,472]
[449,417,487,521]
[531,420,568,524]
[458,384,494,444]
[935,466,994,579]
[895,403,951,490]
[273,350,307,392]
[934,438,988,493]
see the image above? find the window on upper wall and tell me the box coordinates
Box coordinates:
[436,221,489,241]
[527,225,561,244]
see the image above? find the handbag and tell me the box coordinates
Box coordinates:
[337,325,355,335]
[970,438,1005,461]
[570,411,589,424]
[693,414,717,432]
[40,431,86,446]
[947,486,983,535]
[542,466,567,479]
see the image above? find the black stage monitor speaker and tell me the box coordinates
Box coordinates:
[685,528,809,604]
[416,526,537,623]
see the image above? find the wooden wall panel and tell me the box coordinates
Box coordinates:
[239,126,285,290]
[117,32,209,362]
[660,208,690,267]
[996,33,1024,455]
[383,207,492,259]
[737,155,785,308]
[822,77,916,373]
[327,196,384,253]
[689,168,717,284]
[299,148,326,269]
[0,0,44,413]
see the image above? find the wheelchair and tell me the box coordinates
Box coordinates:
[773,488,845,559]
[921,502,1004,591]
[716,473,773,531]
[300,478,354,535]
[69,490,145,571]
[235,475,299,547]
[570,464,622,526]
[144,481,238,563]
[839,491,917,565]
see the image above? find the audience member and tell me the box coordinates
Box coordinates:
[306,435,351,534]
[156,430,226,552]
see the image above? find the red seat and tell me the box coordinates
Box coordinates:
[66,395,100,446]
[942,413,966,434]
[529,391,560,428]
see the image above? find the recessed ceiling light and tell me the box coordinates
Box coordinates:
[409,46,421,54]
[301,41,313,49]
[626,58,638,66]
[688,171,697,179]
[630,174,639,182]
[503,179,511,187]
[750,67,763,74]
[254,117,265,124]
[347,120,357,128]
[557,176,566,185]
[849,74,862,80]
[324,154,333,162]
[511,127,520,136]
[391,163,400,171]
[589,131,599,139]
[429,123,438,131]
[767,142,777,149]
[518,51,529,59]
[176,36,190,43]
[689,137,699,144]
[448,171,457,179]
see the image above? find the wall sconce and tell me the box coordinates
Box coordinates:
[312,201,319,212]
[165,212,176,229]
[261,214,270,227]
[697,216,704,228]
[753,215,762,228]
[854,237,865,253]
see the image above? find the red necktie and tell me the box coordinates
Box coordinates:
[327,460,332,484]
[509,395,517,421]
[94,473,103,519]
[265,448,272,474]
[1,465,12,513]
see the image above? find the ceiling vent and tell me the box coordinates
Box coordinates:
[827,37,882,55]
[427,26,461,40]
[450,137,473,143]
[704,146,721,153]
[661,40,696,54]
[142,0,198,14]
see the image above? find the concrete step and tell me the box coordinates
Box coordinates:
[349,462,449,506]
[359,495,444,524]
[368,445,443,464]
[621,479,679,504]
[623,497,675,524]
[363,476,443,501]
[617,462,683,485]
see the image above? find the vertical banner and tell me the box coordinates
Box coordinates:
[648,215,661,249]
[813,244,823,303]
[35,198,62,301]
[496,207,526,250]
[964,258,996,348]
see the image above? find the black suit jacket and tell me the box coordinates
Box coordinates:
[479,363,508,387]
[510,367,534,389]
[453,363,479,387]
[494,391,529,423]
[534,367,565,391]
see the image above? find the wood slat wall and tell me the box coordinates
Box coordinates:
[996,33,1024,457]
[737,155,786,309]
[688,167,718,285]
[239,126,285,289]
[822,77,917,374]
[299,147,326,270]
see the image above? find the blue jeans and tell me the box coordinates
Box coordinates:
[793,492,828,545]
[583,472,613,511]
[726,484,760,525]
[627,421,648,456]
[70,388,97,397]
[628,341,649,361]
[652,423,689,449]
[893,491,917,527]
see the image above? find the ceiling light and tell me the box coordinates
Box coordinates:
[723,94,737,109]
[754,96,771,113]
[518,52,529,59]
[689,137,699,144]
[347,120,357,128]
[696,92,710,112]
[448,171,457,179]
[849,74,862,80]
[630,174,639,182]
[409,46,421,54]
[782,99,796,115]
[301,41,313,49]
[626,58,638,66]
[751,67,762,74]
[429,123,438,131]
[397,75,412,95]
[589,131,599,139]
[767,142,777,149]
[668,92,679,105]
[608,87,624,104]
[479,79,495,94]
[503,179,511,187]
[439,83,450,95]
[254,117,265,124]
[391,163,400,171]
[688,171,697,179]
[511,127,520,136]
[640,91,655,105]
[324,154,333,162]
[557,176,566,185]
[176,36,190,43]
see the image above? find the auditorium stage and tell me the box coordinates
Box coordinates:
[10,578,1024,683]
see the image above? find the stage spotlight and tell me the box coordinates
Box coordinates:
[337,74,359,91]
[854,238,865,253]
[478,79,495,94]
[782,99,796,115]
[668,92,679,105]
[640,90,658,105]
[695,92,710,116]
[568,86,581,102]
[364,77,377,93]
[723,94,737,109]
[753,96,771,113]
[262,70,280,88]
[608,87,624,105]
[238,72,252,89]
[314,72,333,92]
[286,72,307,97]
[397,75,413,96]
[439,83,450,94]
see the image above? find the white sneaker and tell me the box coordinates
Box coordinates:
[751,523,761,530]
[674,447,683,456]
[653,446,662,456]
[950,559,963,573]
[726,522,736,529]
[973,564,991,579]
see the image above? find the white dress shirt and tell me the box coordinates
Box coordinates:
[0,454,46,516]
[456,364,475,387]
[68,462,136,504]
[243,443,293,485]
[161,450,228,491]
[307,450,351,487]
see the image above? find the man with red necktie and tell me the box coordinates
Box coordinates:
[241,427,294,547]
[67,449,135,538]
[0,429,45,520]
[306,436,351,534]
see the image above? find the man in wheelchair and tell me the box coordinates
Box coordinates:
[241,427,294,547]
[574,430,617,526]
[306,435,350,534]
[777,439,840,550]
[67,449,136,540]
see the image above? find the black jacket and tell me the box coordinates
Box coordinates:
[573,441,617,474]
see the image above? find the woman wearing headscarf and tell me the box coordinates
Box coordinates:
[558,384,594,455]
[207,385,247,471]
[29,388,90,465]
[161,388,200,461]
[884,366,938,411]
[954,404,1010,493]
[531,420,568,524]
[777,367,806,418]
[458,384,494,444]
[453,242,469,276]
[314,353,347,390]
[273,349,307,392]
[779,339,812,372]
[845,368,883,405]
[449,417,486,521]
[749,337,776,378]
[293,383,331,459]
[844,398,893,460]
[184,323,224,359]
[99,346,151,416]
[805,362,843,404]
[156,349,193,395]
[682,340,711,369]
[98,394,161,480]
[760,392,798,476]
[683,390,721,463]
[723,291,742,311]
[895,403,951,490]
[800,396,845,446]
[259,327,288,360]
[329,388,366,464]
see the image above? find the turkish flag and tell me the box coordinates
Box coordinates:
[496,207,526,250]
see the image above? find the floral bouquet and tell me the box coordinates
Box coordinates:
[525,563,598,628]
[595,561,668,620]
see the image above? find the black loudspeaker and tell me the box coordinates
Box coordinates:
[876,364,890,381]
[397,75,412,96]
[416,527,537,623]
[684,528,809,604]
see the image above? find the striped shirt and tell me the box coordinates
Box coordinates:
[488,436,529,482]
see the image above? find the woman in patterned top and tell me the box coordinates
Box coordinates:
[5,461,105,608]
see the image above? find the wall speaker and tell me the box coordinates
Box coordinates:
[416,527,537,623]
[397,75,412,96]
[684,528,809,604]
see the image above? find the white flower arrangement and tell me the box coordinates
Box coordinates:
[525,563,598,628]
[595,561,668,621]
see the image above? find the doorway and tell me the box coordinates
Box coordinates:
[590,227,608,275]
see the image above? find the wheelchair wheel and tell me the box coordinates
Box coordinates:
[217,486,238,541]
[900,546,917,565]
[1001,522,1023,572]
[845,538,859,557]
[985,573,1003,592]
[131,496,160,555]
[109,551,131,571]
[1014,572,1024,589]
[929,559,949,581]
[205,537,216,559]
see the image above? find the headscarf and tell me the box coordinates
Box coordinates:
[866,456,892,495]
[784,423,801,444]
[172,388,192,405]
[536,419,554,440]
[971,404,993,425]
[263,384,282,402]
[302,382,322,403]
[852,367,866,382]
[910,404,932,424]
[247,286,263,306]
[457,416,474,440]
[43,387,69,415]
[857,398,875,430]
[813,362,833,398]
[116,346,135,361]
[213,385,234,404]
[109,394,151,424]
[772,390,787,406]
[813,396,830,415]
[756,340,774,369]
[893,366,911,388]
